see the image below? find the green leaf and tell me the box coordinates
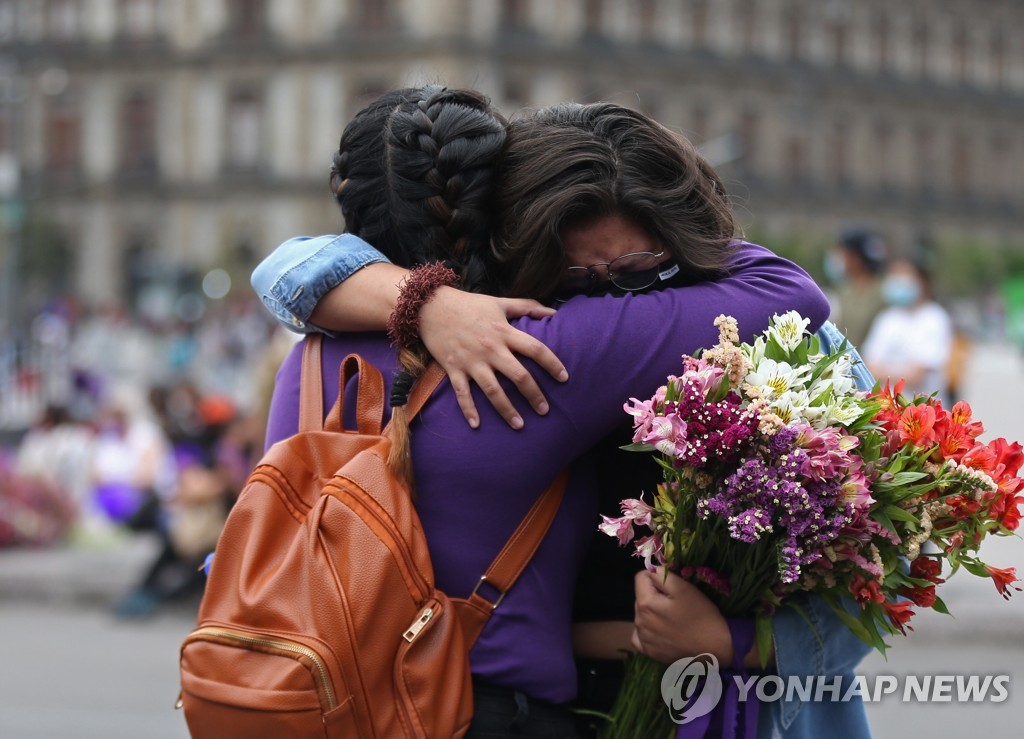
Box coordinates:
[931,596,951,616]
[619,442,653,453]
[873,509,898,537]
[755,614,774,669]
[883,505,920,524]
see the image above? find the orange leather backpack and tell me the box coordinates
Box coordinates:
[178,336,566,738]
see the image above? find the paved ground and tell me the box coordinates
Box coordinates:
[1,342,1022,738]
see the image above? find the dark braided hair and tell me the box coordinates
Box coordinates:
[327,85,508,484]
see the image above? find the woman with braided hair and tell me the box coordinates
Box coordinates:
[257,90,871,738]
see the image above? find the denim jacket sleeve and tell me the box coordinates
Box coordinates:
[758,322,876,738]
[250,234,390,334]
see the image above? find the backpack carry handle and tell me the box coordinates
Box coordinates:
[300,336,436,436]
[323,354,385,435]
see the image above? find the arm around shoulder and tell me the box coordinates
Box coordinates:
[250,234,390,333]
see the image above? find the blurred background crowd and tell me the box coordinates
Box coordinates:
[1,0,1023,623]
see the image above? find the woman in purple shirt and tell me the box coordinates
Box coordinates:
[263,90,869,738]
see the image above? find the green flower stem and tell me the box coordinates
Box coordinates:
[598,653,676,739]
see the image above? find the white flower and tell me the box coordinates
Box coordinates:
[820,400,864,428]
[769,389,813,424]
[767,311,811,353]
[743,335,767,367]
[743,358,810,401]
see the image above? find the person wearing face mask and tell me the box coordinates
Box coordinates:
[862,258,954,402]
[824,228,888,348]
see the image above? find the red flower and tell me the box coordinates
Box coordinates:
[985,565,1022,600]
[945,531,965,551]
[937,424,972,462]
[910,556,945,585]
[950,401,985,439]
[899,583,937,608]
[897,404,938,448]
[873,378,906,425]
[988,438,1024,497]
[998,495,1024,531]
[961,444,997,475]
[883,600,916,635]
[850,574,886,605]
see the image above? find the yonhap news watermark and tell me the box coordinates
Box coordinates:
[661,654,1011,725]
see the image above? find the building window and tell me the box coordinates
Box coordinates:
[874,12,890,72]
[582,0,603,37]
[0,1,17,40]
[226,90,262,170]
[47,96,80,177]
[501,74,528,109]
[989,133,1007,198]
[991,31,1005,88]
[348,82,389,119]
[913,123,934,190]
[914,21,929,78]
[354,0,397,33]
[951,132,970,193]
[228,0,265,41]
[784,7,801,60]
[735,0,756,55]
[121,0,159,40]
[784,135,805,181]
[829,120,848,184]
[739,109,759,169]
[501,0,529,30]
[952,27,969,84]
[637,0,657,40]
[120,92,156,176]
[46,0,81,40]
[0,107,13,152]
[690,0,708,48]
[688,105,709,143]
[873,119,893,188]
[830,19,849,66]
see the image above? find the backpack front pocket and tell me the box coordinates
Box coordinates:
[180,627,355,738]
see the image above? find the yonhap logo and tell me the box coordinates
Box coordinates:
[660,653,724,724]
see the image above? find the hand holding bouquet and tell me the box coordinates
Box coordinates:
[598,313,1023,738]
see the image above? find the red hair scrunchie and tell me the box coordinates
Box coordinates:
[386,263,461,349]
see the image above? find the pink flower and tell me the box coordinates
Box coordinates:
[680,358,726,397]
[624,397,658,443]
[598,497,656,546]
[641,413,689,458]
[634,534,665,571]
[798,426,857,481]
[839,460,874,510]
[598,515,636,546]
[620,498,655,527]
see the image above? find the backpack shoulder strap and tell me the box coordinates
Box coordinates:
[298,336,325,433]
[454,469,568,647]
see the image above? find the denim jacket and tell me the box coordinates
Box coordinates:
[251,235,875,738]
[250,234,388,333]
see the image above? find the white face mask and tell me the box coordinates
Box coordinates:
[881,275,921,307]
[824,252,846,285]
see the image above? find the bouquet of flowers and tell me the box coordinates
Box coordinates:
[598,312,1023,738]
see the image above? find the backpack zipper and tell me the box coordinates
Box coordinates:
[402,606,434,643]
[183,627,337,710]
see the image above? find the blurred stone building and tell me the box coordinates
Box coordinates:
[1,0,1022,311]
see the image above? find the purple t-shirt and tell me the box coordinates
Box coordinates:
[264,242,830,704]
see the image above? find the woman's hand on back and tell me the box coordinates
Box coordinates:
[419,287,568,429]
